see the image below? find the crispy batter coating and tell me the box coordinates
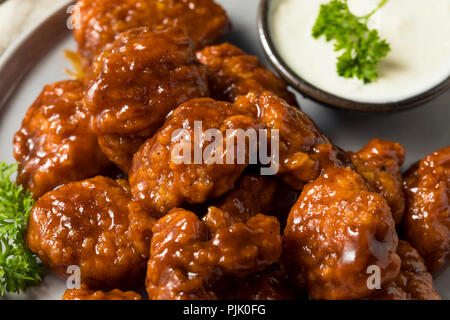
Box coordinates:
[196,43,297,105]
[26,176,155,289]
[402,146,449,272]
[145,208,282,300]
[350,139,406,225]
[129,98,263,216]
[13,80,111,198]
[63,287,141,300]
[203,174,278,233]
[369,240,441,300]
[235,91,343,190]
[283,167,401,300]
[219,270,302,300]
[74,0,231,68]
[97,134,147,173]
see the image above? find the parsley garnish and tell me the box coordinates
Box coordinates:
[312,0,391,84]
[0,162,45,296]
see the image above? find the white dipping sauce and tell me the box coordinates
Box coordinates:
[270,0,450,103]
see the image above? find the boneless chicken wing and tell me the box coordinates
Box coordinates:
[402,146,449,272]
[13,80,111,198]
[26,176,155,289]
[145,208,281,300]
[235,92,344,190]
[74,0,231,68]
[197,43,297,105]
[370,240,441,300]
[84,27,209,171]
[283,167,400,300]
[349,139,406,224]
[129,98,263,216]
[219,270,303,300]
[203,174,278,233]
[97,134,147,173]
[63,287,141,300]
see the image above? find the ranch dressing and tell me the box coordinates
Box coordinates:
[270,0,450,103]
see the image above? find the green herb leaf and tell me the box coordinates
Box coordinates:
[312,0,390,84]
[0,162,45,296]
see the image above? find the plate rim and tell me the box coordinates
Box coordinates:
[0,0,75,110]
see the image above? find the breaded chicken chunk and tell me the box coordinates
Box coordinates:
[369,240,441,300]
[403,146,449,272]
[63,287,141,300]
[13,80,111,198]
[26,176,155,289]
[349,139,406,224]
[219,269,303,300]
[203,174,278,233]
[74,0,231,68]
[197,43,297,105]
[84,27,209,171]
[235,91,344,190]
[146,208,281,300]
[129,98,263,216]
[283,167,400,300]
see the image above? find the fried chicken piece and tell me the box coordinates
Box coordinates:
[97,134,147,173]
[283,167,401,300]
[349,139,406,225]
[196,43,297,105]
[26,176,155,289]
[219,270,302,300]
[13,80,111,198]
[402,146,449,272]
[203,174,278,233]
[63,287,141,300]
[145,208,282,300]
[369,240,441,300]
[84,27,209,171]
[74,0,231,68]
[129,98,263,216]
[235,91,343,190]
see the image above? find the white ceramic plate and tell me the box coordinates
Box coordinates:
[0,0,448,300]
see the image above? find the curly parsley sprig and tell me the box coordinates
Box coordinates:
[312,0,390,84]
[0,162,45,296]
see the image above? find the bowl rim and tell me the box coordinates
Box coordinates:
[257,0,450,112]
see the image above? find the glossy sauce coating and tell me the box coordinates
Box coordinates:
[62,287,141,300]
[350,139,406,224]
[196,43,297,105]
[97,134,147,173]
[74,0,231,68]
[13,80,111,198]
[204,174,278,233]
[369,240,441,300]
[26,176,154,289]
[146,208,281,300]
[219,270,303,300]
[129,98,263,216]
[402,146,449,272]
[283,167,400,300]
[235,91,343,190]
